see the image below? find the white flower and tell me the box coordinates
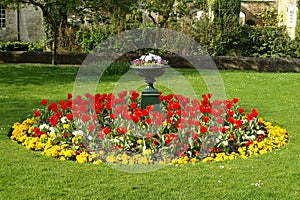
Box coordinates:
[49,127,55,133]
[243,135,255,140]
[112,138,120,143]
[72,130,84,136]
[140,55,146,60]
[61,116,67,124]
[257,130,265,135]
[131,53,167,65]
[153,54,162,62]
[87,135,93,141]
[144,54,153,62]
[222,140,229,146]
[39,124,49,130]
[144,53,162,63]
[252,180,263,188]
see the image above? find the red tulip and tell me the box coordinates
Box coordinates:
[40,99,48,106]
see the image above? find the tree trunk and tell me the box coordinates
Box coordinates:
[51,27,58,65]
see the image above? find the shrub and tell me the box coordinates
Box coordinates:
[0,41,30,51]
[76,25,115,52]
[57,27,82,53]
[28,42,45,52]
[191,16,241,56]
[236,26,292,58]
[286,37,300,58]
[0,41,45,52]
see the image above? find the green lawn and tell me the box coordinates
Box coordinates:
[0,64,299,199]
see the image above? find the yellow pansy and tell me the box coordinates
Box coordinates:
[63,124,70,130]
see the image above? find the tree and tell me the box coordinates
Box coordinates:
[74,0,140,52]
[139,0,177,27]
[79,0,139,31]
[212,0,241,29]
[3,0,81,64]
[295,0,300,39]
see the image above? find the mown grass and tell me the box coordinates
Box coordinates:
[0,64,299,199]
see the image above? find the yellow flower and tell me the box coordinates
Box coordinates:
[228,153,237,160]
[259,149,267,155]
[137,139,143,145]
[163,121,168,127]
[257,142,265,149]
[106,154,119,164]
[142,149,152,156]
[93,160,102,165]
[28,126,35,134]
[248,144,255,151]
[172,159,178,165]
[215,153,226,162]
[129,158,135,165]
[63,124,70,130]
[35,141,45,151]
[62,149,75,158]
[239,154,248,159]
[238,147,245,155]
[137,156,149,165]
[98,150,105,156]
[49,132,56,138]
[202,157,214,163]
[76,152,90,163]
[190,157,198,164]
[121,159,129,165]
[252,147,259,153]
[72,135,82,145]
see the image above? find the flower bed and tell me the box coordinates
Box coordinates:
[9,91,288,165]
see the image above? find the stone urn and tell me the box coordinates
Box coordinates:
[130,65,170,110]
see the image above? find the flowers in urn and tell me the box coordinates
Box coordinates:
[131,53,168,66]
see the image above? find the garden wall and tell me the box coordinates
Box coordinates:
[0,51,299,72]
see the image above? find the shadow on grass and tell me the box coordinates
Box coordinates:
[0,64,122,86]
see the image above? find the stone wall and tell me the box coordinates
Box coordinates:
[0,5,43,42]
[0,9,17,41]
[0,51,299,72]
[212,56,300,72]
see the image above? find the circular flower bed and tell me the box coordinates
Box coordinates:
[9,91,288,165]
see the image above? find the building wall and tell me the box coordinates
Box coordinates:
[241,0,278,25]
[0,5,43,42]
[241,0,297,38]
[278,0,298,38]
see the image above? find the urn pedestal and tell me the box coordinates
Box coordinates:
[130,65,170,110]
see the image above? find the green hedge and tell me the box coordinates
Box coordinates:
[0,41,44,52]
[236,26,292,58]
[193,22,300,58]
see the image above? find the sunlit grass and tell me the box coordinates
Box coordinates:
[0,64,299,199]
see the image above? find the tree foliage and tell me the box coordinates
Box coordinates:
[295,0,300,39]
[3,0,82,64]
[3,0,298,59]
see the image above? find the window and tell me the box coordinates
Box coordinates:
[0,6,5,28]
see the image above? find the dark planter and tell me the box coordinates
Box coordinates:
[130,65,170,110]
